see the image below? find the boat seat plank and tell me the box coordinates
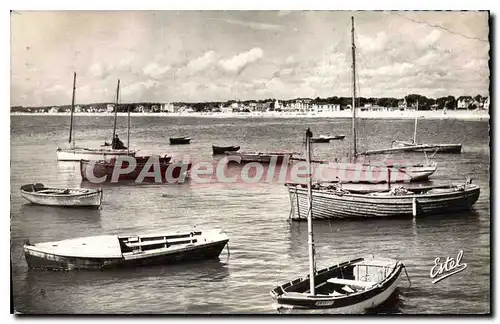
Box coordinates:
[124,237,197,248]
[327,278,376,287]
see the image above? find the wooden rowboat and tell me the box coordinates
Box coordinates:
[20,183,102,208]
[169,137,191,145]
[212,145,241,155]
[225,151,296,164]
[270,257,405,313]
[286,180,480,220]
[23,229,229,270]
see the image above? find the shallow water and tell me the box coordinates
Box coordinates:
[10,115,490,314]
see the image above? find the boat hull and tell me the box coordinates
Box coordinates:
[169,138,191,145]
[227,152,293,164]
[80,160,191,182]
[314,163,437,183]
[403,143,462,153]
[361,143,462,155]
[20,189,102,208]
[212,145,241,155]
[311,138,330,143]
[287,184,480,220]
[24,240,228,270]
[56,148,136,161]
[271,259,403,314]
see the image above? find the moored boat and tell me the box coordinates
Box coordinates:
[286,180,480,220]
[20,183,102,208]
[170,137,191,145]
[57,75,137,161]
[359,116,462,155]
[57,147,136,161]
[291,157,437,183]
[24,229,229,270]
[395,141,462,153]
[271,257,405,313]
[212,145,241,155]
[80,155,191,183]
[311,137,331,143]
[225,151,296,164]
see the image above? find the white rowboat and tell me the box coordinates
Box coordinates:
[20,183,103,208]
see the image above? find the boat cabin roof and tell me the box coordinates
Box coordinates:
[29,235,123,258]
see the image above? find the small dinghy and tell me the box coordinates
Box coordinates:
[169,137,191,145]
[24,229,229,270]
[270,257,406,313]
[212,145,240,155]
[20,183,102,208]
[225,151,296,164]
[269,128,408,314]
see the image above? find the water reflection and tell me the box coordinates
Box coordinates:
[17,260,229,314]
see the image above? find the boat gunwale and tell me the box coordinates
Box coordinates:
[285,183,479,200]
[20,187,102,198]
[271,258,403,303]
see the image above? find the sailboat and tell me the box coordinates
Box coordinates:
[284,18,479,221]
[360,103,462,155]
[305,17,437,183]
[56,74,137,161]
[270,128,407,313]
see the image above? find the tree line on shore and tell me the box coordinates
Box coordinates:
[11,94,488,113]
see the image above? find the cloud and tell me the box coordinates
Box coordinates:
[186,51,217,72]
[121,79,159,97]
[219,48,264,73]
[419,30,442,48]
[89,63,110,79]
[214,18,286,31]
[142,62,171,79]
[365,62,416,77]
[357,32,389,53]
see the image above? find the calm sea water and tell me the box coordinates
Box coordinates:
[10,115,490,314]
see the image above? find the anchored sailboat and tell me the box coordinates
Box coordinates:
[359,104,462,155]
[309,17,437,183]
[56,74,137,161]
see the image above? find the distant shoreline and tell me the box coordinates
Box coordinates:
[10,110,490,120]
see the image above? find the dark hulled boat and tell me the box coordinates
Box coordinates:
[212,145,240,155]
[80,155,192,183]
[169,137,191,145]
[225,151,296,164]
[24,229,229,270]
[311,135,346,143]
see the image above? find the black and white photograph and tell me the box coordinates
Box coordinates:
[9,8,491,315]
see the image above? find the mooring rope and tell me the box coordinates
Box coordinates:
[403,264,412,288]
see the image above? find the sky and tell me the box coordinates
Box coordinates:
[10,10,490,106]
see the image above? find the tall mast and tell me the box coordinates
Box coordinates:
[413,100,418,144]
[111,79,120,142]
[127,103,131,153]
[305,127,316,295]
[351,16,357,161]
[68,72,76,147]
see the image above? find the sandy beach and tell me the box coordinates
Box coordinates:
[11,109,490,120]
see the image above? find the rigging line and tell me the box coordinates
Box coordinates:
[317,20,351,98]
[389,11,489,43]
